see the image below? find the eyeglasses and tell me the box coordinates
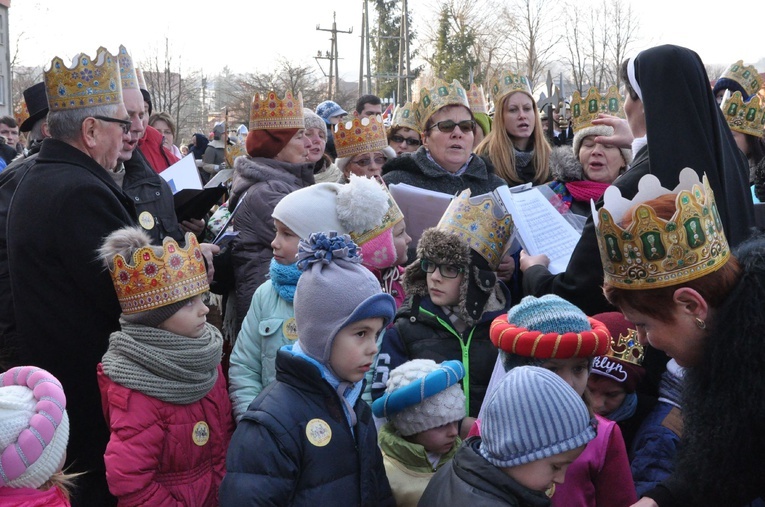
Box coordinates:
[351,155,387,167]
[428,120,476,134]
[390,135,422,146]
[93,115,131,135]
[421,259,464,279]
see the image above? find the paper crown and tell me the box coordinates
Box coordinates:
[44,49,123,112]
[718,60,763,98]
[116,45,139,90]
[417,79,470,131]
[721,91,765,138]
[594,168,730,289]
[135,67,147,91]
[390,101,420,133]
[350,177,404,245]
[570,85,625,133]
[250,90,305,130]
[14,98,29,129]
[108,233,209,315]
[467,84,488,114]
[334,114,388,158]
[436,189,515,270]
[490,71,532,103]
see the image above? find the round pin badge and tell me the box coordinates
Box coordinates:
[192,421,210,446]
[283,317,298,341]
[305,418,332,447]
[138,211,155,230]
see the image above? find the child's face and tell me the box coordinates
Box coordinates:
[392,220,411,266]
[586,375,627,417]
[271,219,300,265]
[425,260,463,307]
[406,421,459,455]
[503,445,585,492]
[158,295,209,338]
[540,357,590,397]
[330,317,384,383]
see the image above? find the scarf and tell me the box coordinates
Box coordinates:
[658,359,685,409]
[101,321,222,404]
[441,305,467,334]
[269,258,301,302]
[565,179,611,202]
[514,147,534,170]
[604,392,638,422]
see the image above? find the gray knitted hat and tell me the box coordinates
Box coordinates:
[479,366,596,468]
[304,108,325,132]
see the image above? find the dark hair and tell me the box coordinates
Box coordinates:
[355,94,382,114]
[0,116,18,128]
[423,104,474,135]
[620,59,639,101]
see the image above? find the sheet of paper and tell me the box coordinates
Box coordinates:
[205,168,234,189]
[388,183,454,247]
[160,153,202,193]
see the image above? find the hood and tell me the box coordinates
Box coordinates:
[549,145,585,182]
[229,155,314,208]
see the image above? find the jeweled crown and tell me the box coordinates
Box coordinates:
[417,79,469,131]
[594,168,730,289]
[570,85,625,133]
[135,67,147,91]
[490,71,532,103]
[116,45,139,90]
[108,233,209,314]
[390,102,420,133]
[334,114,388,158]
[249,90,305,130]
[721,91,765,138]
[437,189,515,270]
[44,49,122,112]
[718,60,763,98]
[608,329,644,366]
[14,99,29,128]
[467,84,488,114]
[350,178,404,245]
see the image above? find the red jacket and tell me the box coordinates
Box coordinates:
[138,125,180,174]
[97,364,234,507]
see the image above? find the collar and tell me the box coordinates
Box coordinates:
[425,150,474,176]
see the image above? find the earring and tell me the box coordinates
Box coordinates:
[694,317,706,329]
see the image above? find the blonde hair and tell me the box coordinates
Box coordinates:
[39,470,84,500]
[475,91,551,185]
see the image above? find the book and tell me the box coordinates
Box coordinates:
[160,153,227,222]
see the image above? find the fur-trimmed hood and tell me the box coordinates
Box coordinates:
[229,155,314,209]
[549,146,585,183]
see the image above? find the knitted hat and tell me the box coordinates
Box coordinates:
[245,128,299,158]
[589,312,646,393]
[479,366,596,467]
[304,108,325,132]
[272,173,389,240]
[0,366,69,489]
[294,232,396,365]
[474,112,492,136]
[572,125,633,168]
[372,359,466,436]
[316,100,347,124]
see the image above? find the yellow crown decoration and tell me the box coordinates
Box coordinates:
[350,178,404,245]
[436,189,515,270]
[721,91,765,138]
[570,85,625,133]
[608,329,644,366]
[14,99,29,129]
[109,233,209,314]
[115,45,139,90]
[594,168,730,290]
[334,114,388,158]
[135,67,147,91]
[417,79,469,131]
[718,60,763,98]
[490,71,532,103]
[44,49,122,112]
[249,90,305,130]
[467,84,488,114]
[390,102,420,133]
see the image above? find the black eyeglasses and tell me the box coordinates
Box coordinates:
[390,135,422,146]
[428,120,475,134]
[93,115,131,135]
[421,259,464,278]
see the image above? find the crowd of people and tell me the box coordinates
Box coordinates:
[0,41,764,507]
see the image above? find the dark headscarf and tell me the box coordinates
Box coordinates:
[189,133,209,160]
[630,44,754,246]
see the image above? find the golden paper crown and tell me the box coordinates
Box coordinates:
[721,91,765,137]
[594,168,730,290]
[44,49,122,112]
[350,178,404,245]
[249,90,304,130]
[334,114,388,158]
[390,102,420,133]
[14,99,29,128]
[467,84,488,114]
[570,85,625,132]
[115,45,139,90]
[135,67,147,91]
[436,189,515,270]
[719,60,763,98]
[608,329,644,366]
[109,233,209,314]
[490,71,532,103]
[417,79,469,131]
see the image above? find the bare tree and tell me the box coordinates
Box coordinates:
[608,0,639,88]
[507,0,562,90]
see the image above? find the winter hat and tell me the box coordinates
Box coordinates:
[589,312,646,393]
[294,232,396,365]
[246,128,299,158]
[272,173,389,241]
[212,122,226,136]
[479,366,596,467]
[572,125,633,168]
[316,100,347,124]
[0,366,69,489]
[304,108,325,132]
[352,180,405,270]
[373,359,466,436]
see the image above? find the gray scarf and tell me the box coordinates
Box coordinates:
[102,321,223,404]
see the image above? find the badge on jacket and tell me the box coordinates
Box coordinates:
[192,421,210,446]
[283,317,298,341]
[306,418,332,447]
[138,211,155,230]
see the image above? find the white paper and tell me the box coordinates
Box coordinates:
[160,153,202,194]
[388,183,454,246]
[205,168,234,189]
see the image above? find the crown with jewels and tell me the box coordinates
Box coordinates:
[350,177,404,245]
[390,101,420,133]
[594,168,730,290]
[108,232,209,315]
[135,67,147,91]
[721,91,765,138]
[467,84,488,114]
[334,114,388,158]
[490,71,532,103]
[417,79,469,131]
[14,98,29,128]
[115,45,139,90]
[44,49,122,112]
[570,85,625,132]
[249,90,305,130]
[436,189,515,270]
[718,60,763,98]
[608,328,644,365]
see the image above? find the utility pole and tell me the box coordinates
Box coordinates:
[397,0,412,104]
[358,0,373,96]
[316,12,352,101]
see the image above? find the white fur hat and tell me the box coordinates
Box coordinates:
[573,125,633,167]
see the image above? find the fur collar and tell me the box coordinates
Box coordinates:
[549,146,585,182]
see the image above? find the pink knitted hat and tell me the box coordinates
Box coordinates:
[0,366,69,489]
[360,228,397,270]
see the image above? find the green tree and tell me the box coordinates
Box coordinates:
[427,3,478,85]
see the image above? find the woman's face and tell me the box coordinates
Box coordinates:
[422,105,474,173]
[345,151,388,179]
[389,127,421,156]
[152,119,174,147]
[304,127,327,163]
[503,92,535,150]
[624,94,647,138]
[274,129,310,164]
[731,130,750,158]
[392,220,411,266]
[579,136,625,184]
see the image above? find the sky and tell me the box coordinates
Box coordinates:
[8,0,764,84]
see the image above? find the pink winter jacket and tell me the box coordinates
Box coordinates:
[97,364,234,507]
[0,486,70,507]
